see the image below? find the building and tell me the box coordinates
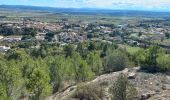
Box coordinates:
[3,36,22,42]
[0,46,11,52]
[35,32,46,41]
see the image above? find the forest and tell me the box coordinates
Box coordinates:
[0,40,170,100]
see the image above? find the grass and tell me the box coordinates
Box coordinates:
[124,45,141,55]
[153,39,170,46]
[161,39,170,46]
[0,9,135,24]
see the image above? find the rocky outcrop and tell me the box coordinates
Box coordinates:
[47,67,170,100]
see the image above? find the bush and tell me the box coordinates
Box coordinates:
[138,45,170,72]
[86,51,103,75]
[110,74,138,100]
[157,54,170,72]
[72,83,105,100]
[104,50,129,73]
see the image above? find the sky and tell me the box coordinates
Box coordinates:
[0,0,170,11]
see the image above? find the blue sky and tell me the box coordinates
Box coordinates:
[0,0,170,11]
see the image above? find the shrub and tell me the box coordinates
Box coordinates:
[138,45,170,72]
[157,54,170,72]
[110,74,138,100]
[104,50,129,73]
[72,83,105,100]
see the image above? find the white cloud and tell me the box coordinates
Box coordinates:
[80,0,170,10]
[2,0,170,11]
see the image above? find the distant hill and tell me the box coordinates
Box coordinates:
[1,5,170,17]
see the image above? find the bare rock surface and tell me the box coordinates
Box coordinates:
[47,67,170,100]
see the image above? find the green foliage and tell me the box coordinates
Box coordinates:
[45,32,55,42]
[18,42,32,48]
[72,53,94,82]
[64,44,75,57]
[23,27,37,37]
[24,59,52,100]
[46,56,69,92]
[0,40,145,100]
[137,45,170,72]
[76,42,89,58]
[31,47,47,58]
[87,51,103,75]
[5,50,29,61]
[87,33,94,39]
[0,60,24,100]
[72,83,105,100]
[21,35,32,40]
[165,32,170,39]
[110,74,138,100]
[157,54,170,72]
[88,41,97,51]
[105,50,129,73]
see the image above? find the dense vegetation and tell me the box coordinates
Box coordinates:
[0,26,37,36]
[137,45,170,72]
[0,41,170,99]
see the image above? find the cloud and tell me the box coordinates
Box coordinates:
[81,0,170,9]
[52,0,170,11]
[1,0,170,11]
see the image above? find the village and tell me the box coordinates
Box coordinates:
[0,17,170,52]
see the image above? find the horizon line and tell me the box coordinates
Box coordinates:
[1,4,170,13]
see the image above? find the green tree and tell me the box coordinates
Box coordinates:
[157,54,170,72]
[23,27,37,37]
[72,53,94,82]
[77,42,89,58]
[45,32,55,42]
[140,45,160,72]
[46,56,67,93]
[165,32,170,39]
[88,41,97,51]
[105,50,128,73]
[87,51,103,75]
[24,59,52,100]
[64,44,75,57]
[0,61,24,100]
[110,74,137,100]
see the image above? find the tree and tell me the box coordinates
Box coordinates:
[105,50,128,73]
[0,60,24,100]
[137,45,170,72]
[88,42,97,51]
[64,44,75,57]
[157,54,170,72]
[23,27,37,37]
[87,33,94,39]
[101,43,118,57]
[165,32,170,39]
[72,53,94,82]
[77,42,89,58]
[140,45,160,72]
[110,74,137,100]
[45,32,55,42]
[5,50,29,61]
[21,35,32,41]
[24,59,52,100]
[87,51,103,75]
[46,56,67,93]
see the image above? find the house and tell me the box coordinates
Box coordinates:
[3,36,22,42]
[0,46,10,52]
[35,32,46,41]
[35,36,45,41]
[0,36,4,40]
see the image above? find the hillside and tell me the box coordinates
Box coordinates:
[47,67,170,100]
[1,5,170,17]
